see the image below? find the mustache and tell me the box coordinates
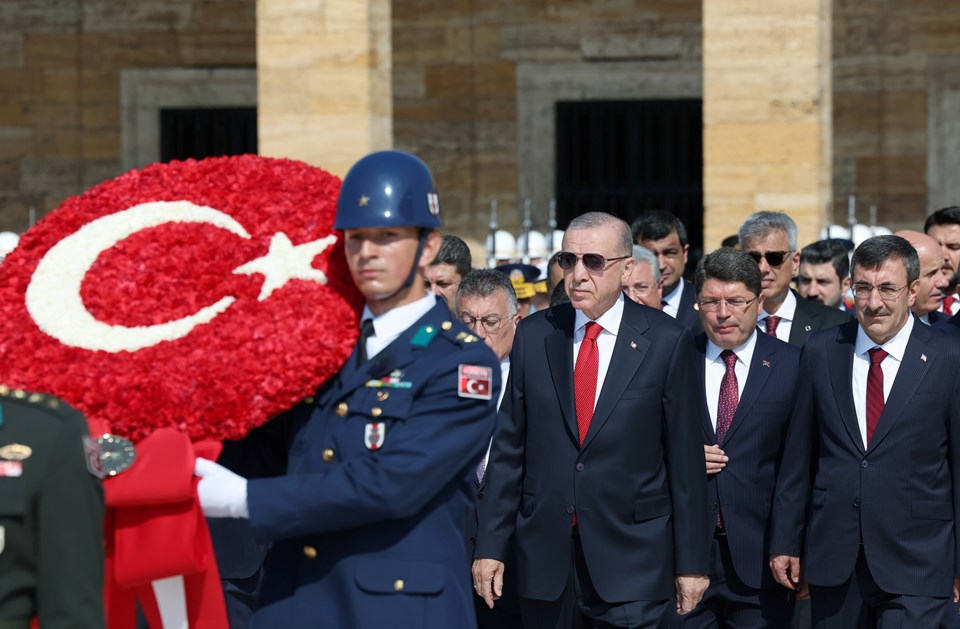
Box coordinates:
[861,305,891,317]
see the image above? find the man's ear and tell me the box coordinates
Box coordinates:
[418,230,442,269]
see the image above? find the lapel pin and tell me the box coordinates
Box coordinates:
[921,354,928,362]
[630,341,637,350]
[805,325,812,332]
[762,360,771,368]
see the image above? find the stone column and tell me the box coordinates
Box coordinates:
[702,0,832,250]
[257,0,392,176]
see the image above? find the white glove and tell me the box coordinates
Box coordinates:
[195,457,249,519]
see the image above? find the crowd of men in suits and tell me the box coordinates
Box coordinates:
[462,206,960,628]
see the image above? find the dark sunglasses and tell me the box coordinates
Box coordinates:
[746,250,792,267]
[557,252,630,273]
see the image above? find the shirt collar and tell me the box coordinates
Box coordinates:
[854,312,915,362]
[361,292,437,339]
[663,279,684,310]
[705,329,758,367]
[761,289,797,321]
[574,292,625,337]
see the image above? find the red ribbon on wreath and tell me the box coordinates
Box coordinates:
[0,155,362,627]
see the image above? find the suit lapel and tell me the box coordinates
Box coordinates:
[789,293,817,346]
[867,323,932,452]
[581,304,651,449]
[828,323,863,453]
[694,334,717,443]
[722,334,775,445]
[544,306,579,443]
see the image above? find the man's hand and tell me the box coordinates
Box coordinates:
[704,444,728,475]
[471,558,505,609]
[769,554,801,590]
[953,576,959,603]
[195,457,249,519]
[675,574,709,615]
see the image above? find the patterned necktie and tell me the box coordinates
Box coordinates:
[866,347,888,445]
[357,318,375,366]
[944,295,957,316]
[764,315,781,337]
[475,456,486,485]
[574,322,602,445]
[715,350,739,446]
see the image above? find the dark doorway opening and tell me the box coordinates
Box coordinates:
[555,99,703,261]
[160,107,258,162]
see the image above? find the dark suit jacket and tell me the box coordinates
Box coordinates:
[770,319,960,596]
[936,312,960,339]
[695,332,801,589]
[927,309,950,326]
[476,299,709,602]
[674,278,700,329]
[787,290,852,347]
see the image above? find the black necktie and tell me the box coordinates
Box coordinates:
[357,319,375,366]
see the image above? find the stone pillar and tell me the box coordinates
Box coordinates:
[702,0,832,250]
[257,0,392,176]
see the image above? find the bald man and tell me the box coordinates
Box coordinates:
[895,230,951,325]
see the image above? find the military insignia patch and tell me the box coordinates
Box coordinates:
[364,422,386,450]
[458,364,493,400]
[427,192,440,216]
[0,443,31,461]
[0,461,22,477]
[83,435,105,479]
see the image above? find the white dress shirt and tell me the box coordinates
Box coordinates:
[573,293,625,409]
[851,315,914,448]
[360,293,437,360]
[758,290,796,342]
[480,358,511,475]
[704,331,757,431]
[662,280,683,319]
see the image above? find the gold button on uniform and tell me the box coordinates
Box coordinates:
[336,402,348,416]
[322,449,335,463]
[376,391,389,401]
[303,545,318,559]
[441,321,453,331]
[393,579,404,591]
[304,396,315,405]
[371,407,382,417]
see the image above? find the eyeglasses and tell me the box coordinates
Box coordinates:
[746,250,792,267]
[851,283,907,302]
[557,252,630,273]
[459,313,507,333]
[697,297,758,313]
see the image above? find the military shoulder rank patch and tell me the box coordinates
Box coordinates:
[458,364,493,400]
[410,324,438,347]
[83,435,105,479]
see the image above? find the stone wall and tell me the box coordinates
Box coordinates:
[0,0,255,231]
[832,0,960,231]
[391,0,703,241]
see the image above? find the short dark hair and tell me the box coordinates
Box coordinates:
[454,268,518,316]
[924,206,960,233]
[850,235,920,285]
[631,211,689,247]
[431,235,472,277]
[800,239,850,281]
[694,247,762,297]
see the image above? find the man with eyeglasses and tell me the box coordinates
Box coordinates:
[623,244,663,309]
[632,211,699,328]
[457,269,524,629]
[770,235,960,627]
[473,211,709,628]
[663,247,800,628]
[739,211,850,347]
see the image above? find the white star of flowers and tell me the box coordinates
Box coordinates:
[233,232,337,301]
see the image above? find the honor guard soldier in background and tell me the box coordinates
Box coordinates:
[195,150,501,629]
[0,386,105,628]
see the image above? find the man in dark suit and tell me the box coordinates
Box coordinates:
[473,212,710,628]
[895,230,950,325]
[632,211,699,328]
[664,247,799,628]
[739,212,850,347]
[770,235,960,627]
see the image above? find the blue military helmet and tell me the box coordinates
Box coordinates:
[334,150,443,230]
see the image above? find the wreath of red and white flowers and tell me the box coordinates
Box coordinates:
[0,155,362,443]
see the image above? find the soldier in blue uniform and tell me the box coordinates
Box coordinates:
[195,150,500,628]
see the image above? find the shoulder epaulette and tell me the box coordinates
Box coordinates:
[0,384,63,410]
[410,323,439,347]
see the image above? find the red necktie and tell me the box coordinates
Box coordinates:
[944,295,957,315]
[764,316,781,337]
[574,322,602,445]
[866,347,888,444]
[716,350,739,446]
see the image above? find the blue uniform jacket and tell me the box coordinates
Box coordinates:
[243,300,500,628]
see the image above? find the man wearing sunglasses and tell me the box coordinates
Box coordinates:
[771,235,960,627]
[739,211,850,348]
[473,212,709,628]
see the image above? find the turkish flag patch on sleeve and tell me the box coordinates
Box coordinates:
[458,364,493,400]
